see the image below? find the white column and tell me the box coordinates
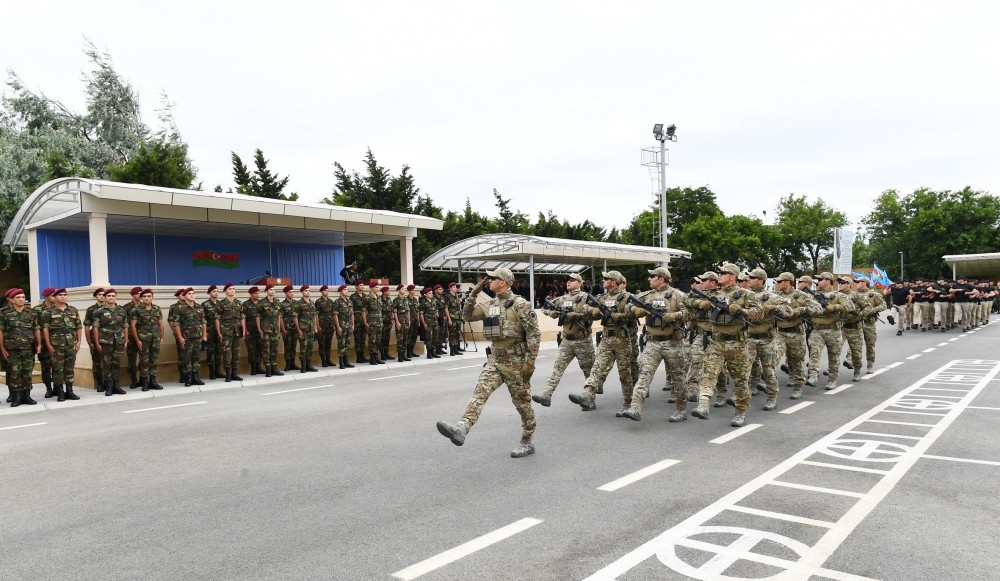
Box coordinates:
[27,228,40,304]
[400,235,414,284]
[88,213,110,287]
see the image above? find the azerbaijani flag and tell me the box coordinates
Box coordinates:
[871,263,892,286]
[193,250,240,269]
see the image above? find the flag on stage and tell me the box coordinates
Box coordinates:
[193,250,240,269]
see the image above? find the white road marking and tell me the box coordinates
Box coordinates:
[123,401,207,414]
[916,388,971,392]
[865,368,889,377]
[598,459,680,492]
[866,419,934,428]
[393,518,542,580]
[709,424,761,444]
[369,373,420,382]
[948,338,960,341]
[923,454,1000,467]
[967,406,1000,411]
[798,460,889,475]
[847,430,922,441]
[447,364,483,371]
[922,348,936,353]
[886,362,904,368]
[0,422,47,431]
[906,354,922,360]
[937,342,949,346]
[261,384,334,396]
[824,384,853,395]
[779,401,814,414]
[769,480,866,498]
[726,504,836,528]
[883,409,946,417]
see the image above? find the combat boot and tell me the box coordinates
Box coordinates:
[667,396,676,403]
[615,405,629,417]
[23,389,38,404]
[64,381,80,400]
[691,403,710,419]
[10,390,22,407]
[288,358,301,370]
[713,393,727,408]
[622,406,641,421]
[731,412,746,428]
[726,396,736,406]
[265,365,272,377]
[148,376,163,390]
[398,351,405,363]
[343,356,354,369]
[790,388,803,400]
[55,383,65,402]
[668,410,687,422]
[780,363,790,374]
[355,348,368,364]
[249,362,258,376]
[369,354,380,366]
[338,357,346,370]
[209,367,217,380]
[843,360,853,370]
[825,380,837,390]
[111,380,126,395]
[568,392,596,411]
[896,330,903,335]
[129,372,138,389]
[687,390,698,403]
[511,441,535,458]
[531,392,552,407]
[304,358,319,372]
[270,365,283,376]
[436,421,467,446]
[183,373,192,387]
[44,381,55,398]
[852,370,862,382]
[805,373,818,387]
[596,386,604,394]
[456,345,465,353]
[140,376,150,392]
[763,398,777,411]
[409,348,419,359]
[865,362,874,375]
[227,368,241,382]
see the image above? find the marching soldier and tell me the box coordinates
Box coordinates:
[1,288,40,406]
[315,285,336,367]
[33,287,56,397]
[280,285,300,371]
[350,282,369,363]
[418,286,440,359]
[837,276,865,382]
[690,263,764,427]
[294,285,319,372]
[216,283,245,382]
[446,282,465,355]
[855,276,886,374]
[83,288,106,393]
[379,286,393,360]
[436,268,539,458]
[244,287,263,375]
[129,288,163,391]
[806,273,857,389]
[333,284,356,369]
[256,284,285,377]
[170,288,207,387]
[746,268,794,410]
[92,288,130,396]
[774,273,822,400]
[683,273,728,406]
[391,284,412,363]
[42,288,83,401]
[532,272,597,407]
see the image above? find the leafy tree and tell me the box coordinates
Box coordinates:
[230,149,297,200]
[774,194,848,273]
[493,188,529,233]
[108,137,197,189]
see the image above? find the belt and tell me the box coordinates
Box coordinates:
[602,328,627,338]
[491,343,527,357]
[778,324,804,333]
[748,332,772,340]
[715,332,745,342]
[842,321,861,329]
[813,322,840,330]
[563,334,588,341]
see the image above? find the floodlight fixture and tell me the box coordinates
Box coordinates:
[653,124,664,139]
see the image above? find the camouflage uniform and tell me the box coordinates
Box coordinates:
[576,287,637,408]
[807,285,857,386]
[2,307,36,398]
[536,289,596,402]
[84,300,105,387]
[839,287,866,374]
[684,293,728,402]
[391,291,411,361]
[257,297,282,371]
[747,288,794,403]
[363,292,382,362]
[350,291,368,363]
[129,303,162,384]
[244,298,262,373]
[858,286,886,370]
[775,286,822,397]
[33,301,53,392]
[43,304,82,387]
[379,293,393,358]
[446,290,464,353]
[94,304,129,390]
[407,293,420,356]
[280,296,299,369]
[295,296,318,369]
[419,292,439,357]
[202,297,222,375]
[627,286,690,417]
[333,296,354,361]
[126,298,141,385]
[217,298,244,372]
[170,302,205,376]
[315,295,336,365]
[434,291,448,354]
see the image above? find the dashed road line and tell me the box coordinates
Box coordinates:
[779,401,814,415]
[709,424,761,444]
[825,384,853,395]
[937,342,949,346]
[906,354,922,360]
[447,364,483,371]
[598,459,680,492]
[262,384,334,396]
[123,401,207,414]
[368,373,421,382]
[886,362,904,368]
[922,348,936,353]
[923,454,1000,467]
[0,422,47,431]
[967,406,1000,411]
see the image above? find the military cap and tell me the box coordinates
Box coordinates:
[719,263,741,276]
[448,282,459,288]
[207,285,218,293]
[265,284,275,291]
[433,284,442,290]
[282,285,294,293]
[396,284,405,291]
[749,268,768,280]
[92,288,105,297]
[775,272,796,283]
[854,274,869,283]
[5,288,24,299]
[567,273,583,282]
[223,283,234,291]
[700,271,719,282]
[53,288,68,295]
[248,286,260,294]
[406,284,416,291]
[837,276,852,283]
[130,286,143,295]
[647,267,671,280]
[319,285,329,292]
[602,270,625,283]
[421,286,433,294]
[105,288,117,295]
[299,285,310,292]
[797,275,814,284]
[183,287,194,295]
[818,272,836,282]
[381,286,390,293]
[485,267,514,285]
[691,276,702,283]
[41,287,56,298]
[174,289,185,297]
[337,284,348,292]
[140,288,152,295]
[737,271,749,282]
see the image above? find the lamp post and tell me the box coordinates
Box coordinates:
[899,251,904,280]
[652,123,677,267]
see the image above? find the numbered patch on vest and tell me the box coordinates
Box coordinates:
[604,300,616,308]
[488,306,502,317]
[562,300,573,308]
[652,299,666,309]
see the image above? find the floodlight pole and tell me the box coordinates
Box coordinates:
[659,137,668,265]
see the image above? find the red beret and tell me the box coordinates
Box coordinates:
[207,285,218,293]
[140,288,152,295]
[319,285,329,292]
[174,289,185,297]
[183,287,193,295]
[92,288,105,297]
[448,282,459,288]
[5,288,24,299]
[299,285,310,292]
[422,286,433,294]
[433,284,442,290]
[41,287,56,297]
[130,286,142,295]
[379,286,388,292]
[283,285,294,293]
[337,284,348,292]
[265,284,275,291]
[223,283,234,291]
[104,288,117,295]
[248,286,259,294]
[53,288,67,295]
[406,284,415,291]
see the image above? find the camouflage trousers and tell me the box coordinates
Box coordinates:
[434,318,446,349]
[808,327,843,382]
[380,320,391,355]
[89,342,103,385]
[841,325,863,369]
[629,334,640,387]
[6,349,34,391]
[408,318,419,351]
[220,330,242,369]
[686,330,727,396]
[777,329,808,389]
[698,337,752,413]
[179,337,202,374]
[49,336,78,383]
[38,348,52,385]
[395,321,410,355]
[448,320,463,349]
[353,318,367,356]
[246,330,262,367]
[542,337,595,397]
[423,321,438,354]
[367,320,382,357]
[632,338,690,410]
[99,341,126,384]
[137,334,160,378]
[862,322,877,366]
[127,338,138,376]
[318,320,335,361]
[262,331,280,366]
[747,336,779,398]
[583,334,635,405]
[459,352,536,442]
[283,327,299,365]
[300,331,315,364]
[336,326,352,357]
[205,332,222,371]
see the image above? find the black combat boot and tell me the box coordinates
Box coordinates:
[355,347,368,364]
[111,379,127,395]
[44,381,55,398]
[129,371,138,389]
[249,362,257,376]
[398,351,405,362]
[191,370,205,385]
[283,359,292,372]
[22,389,38,405]
[140,376,150,391]
[344,355,354,368]
[10,390,22,407]
[149,376,163,390]
[271,365,283,376]
[55,383,66,402]
[64,381,80,400]
[370,354,380,366]
[209,367,217,380]
[339,356,347,369]
[265,364,272,377]
[184,372,192,387]
[304,357,318,372]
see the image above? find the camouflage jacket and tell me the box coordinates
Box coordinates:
[280,298,298,327]
[243,299,260,333]
[363,294,381,324]
[543,289,597,338]
[295,298,317,332]
[391,295,410,324]
[418,296,437,323]
[333,297,354,330]
[257,298,281,334]
[858,289,887,321]
[350,292,366,314]
[2,307,36,350]
[629,288,688,338]
[315,296,336,323]
[703,284,764,334]
[838,290,865,324]
[217,298,244,332]
[445,293,463,322]
[379,295,393,321]
[202,298,220,325]
[463,289,540,359]
[812,289,857,325]
[43,305,83,346]
[129,304,162,338]
[94,305,129,345]
[587,288,636,331]
[775,289,823,328]
[407,296,420,323]
[170,302,205,340]
[748,289,794,334]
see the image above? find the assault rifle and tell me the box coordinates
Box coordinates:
[585,293,615,326]
[689,286,751,325]
[544,297,570,327]
[627,294,668,319]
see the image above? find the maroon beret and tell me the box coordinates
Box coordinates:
[299,285,310,292]
[319,285,329,292]
[174,289,185,297]
[396,284,405,291]
[140,288,152,296]
[337,284,348,292]
[380,286,389,292]
[223,283,234,291]
[406,284,416,291]
[207,285,218,293]
[5,288,24,299]
[422,286,433,294]
[104,288,117,295]
[130,286,143,295]
[433,284,443,290]
[41,287,56,298]
[265,284,275,291]
[53,288,68,295]
[92,288,105,297]
[448,282,459,288]
[248,286,260,294]
[282,285,294,293]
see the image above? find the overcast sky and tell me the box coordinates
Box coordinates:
[4,1,998,233]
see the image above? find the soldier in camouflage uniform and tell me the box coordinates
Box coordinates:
[807,272,858,389]
[620,267,691,421]
[33,288,57,397]
[774,273,823,400]
[216,283,245,382]
[170,288,208,387]
[362,285,384,365]
[202,285,223,379]
[83,288,106,393]
[256,284,285,377]
[745,268,794,410]
[855,276,886,374]
[446,282,465,355]
[837,276,866,382]
[129,289,163,391]
[243,287,263,375]
[42,288,83,401]
[436,267,540,458]
[418,286,440,359]
[125,286,142,388]
[683,273,728,406]
[294,285,319,372]
[620,279,641,390]
[568,270,638,413]
[1,288,40,406]
[379,286,393,360]
[391,284,412,363]
[315,285,336,367]
[92,288,130,396]
[532,272,597,407]
[280,285,300,371]
[332,284,355,369]
[407,285,421,358]
[433,284,450,356]
[350,282,369,363]
[690,263,764,427]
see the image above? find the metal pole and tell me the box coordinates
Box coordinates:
[457,259,462,284]
[529,255,535,307]
[899,251,904,280]
[659,138,668,267]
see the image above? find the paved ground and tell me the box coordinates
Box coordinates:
[2,319,998,580]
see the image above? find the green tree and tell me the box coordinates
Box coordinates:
[493,188,529,233]
[774,194,848,273]
[230,149,297,201]
[108,137,196,189]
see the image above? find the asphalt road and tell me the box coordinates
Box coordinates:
[2,319,998,581]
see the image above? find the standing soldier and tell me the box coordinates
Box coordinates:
[315,285,336,367]
[407,285,421,358]
[84,288,106,393]
[391,284,412,363]
[434,284,451,357]
[418,286,440,359]
[170,288,208,387]
[202,285,223,379]
[532,272,597,407]
[216,283,245,382]
[745,268,794,410]
[567,270,638,414]
[42,288,83,401]
[33,287,57,398]
[244,287,263,375]
[363,285,384,365]
[620,267,690,421]
[125,286,142,388]
[435,268,540,458]
[838,276,866,382]
[1,288,40,406]
[379,286,393,360]
[333,284,356,369]
[350,282,369,363]
[446,282,465,355]
[807,273,857,390]
[294,285,319,372]
[773,273,823,400]
[689,263,764,427]
[92,288,130,396]
[256,284,285,377]
[280,285,300,371]
[856,276,886,374]
[129,289,163,391]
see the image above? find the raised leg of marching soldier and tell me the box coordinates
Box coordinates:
[624,338,689,421]
[694,338,752,425]
[453,351,536,450]
[571,336,635,412]
[861,320,878,374]
[532,338,594,407]
[748,337,779,410]
[841,324,864,381]
[778,330,808,400]
[283,330,299,371]
[809,327,844,389]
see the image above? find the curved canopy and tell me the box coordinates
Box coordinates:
[419,233,691,275]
